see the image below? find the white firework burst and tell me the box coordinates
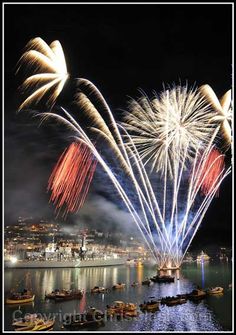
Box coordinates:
[123,85,217,176]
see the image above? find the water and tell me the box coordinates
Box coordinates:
[4,261,232,331]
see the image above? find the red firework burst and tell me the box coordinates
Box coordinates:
[48,142,97,217]
[197,148,225,197]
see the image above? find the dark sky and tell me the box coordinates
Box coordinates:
[4,4,232,247]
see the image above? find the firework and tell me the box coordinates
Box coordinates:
[199,85,232,146]
[196,148,225,197]
[17,38,232,269]
[18,37,69,110]
[48,142,97,218]
[123,86,217,176]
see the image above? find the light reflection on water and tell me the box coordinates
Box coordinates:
[4,262,232,331]
[201,260,205,288]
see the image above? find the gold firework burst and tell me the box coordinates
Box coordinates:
[18,37,69,110]
[199,84,232,147]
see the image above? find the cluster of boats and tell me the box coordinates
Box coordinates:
[11,285,225,331]
[6,274,175,306]
[160,287,224,306]
[6,270,225,332]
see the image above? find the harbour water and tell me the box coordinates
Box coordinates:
[4,261,232,331]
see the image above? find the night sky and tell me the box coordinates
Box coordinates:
[4,4,232,248]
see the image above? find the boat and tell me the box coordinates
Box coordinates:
[6,273,35,305]
[112,283,126,289]
[150,275,175,283]
[188,289,206,301]
[12,314,38,328]
[176,293,189,299]
[5,257,126,269]
[106,301,138,318]
[142,279,151,286]
[45,289,83,301]
[196,251,210,263]
[206,287,224,295]
[159,266,180,271]
[91,286,108,293]
[182,255,194,263]
[139,299,159,311]
[131,282,139,287]
[6,290,35,305]
[166,297,187,306]
[29,319,55,331]
[14,318,55,331]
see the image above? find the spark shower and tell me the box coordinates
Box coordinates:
[17,37,232,269]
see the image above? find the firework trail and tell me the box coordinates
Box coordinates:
[17,38,232,269]
[48,142,97,218]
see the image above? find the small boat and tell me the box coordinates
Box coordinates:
[188,289,206,301]
[159,266,180,270]
[139,299,159,311]
[123,303,138,317]
[30,319,55,331]
[91,286,108,293]
[106,301,138,318]
[12,314,38,328]
[166,298,187,306]
[176,293,189,299]
[131,282,139,287]
[150,275,175,283]
[161,295,187,305]
[112,283,126,289]
[6,290,35,305]
[7,273,35,305]
[206,287,224,295]
[14,318,55,331]
[45,289,83,301]
[106,300,126,316]
[142,279,151,286]
[14,325,36,331]
[196,251,210,263]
